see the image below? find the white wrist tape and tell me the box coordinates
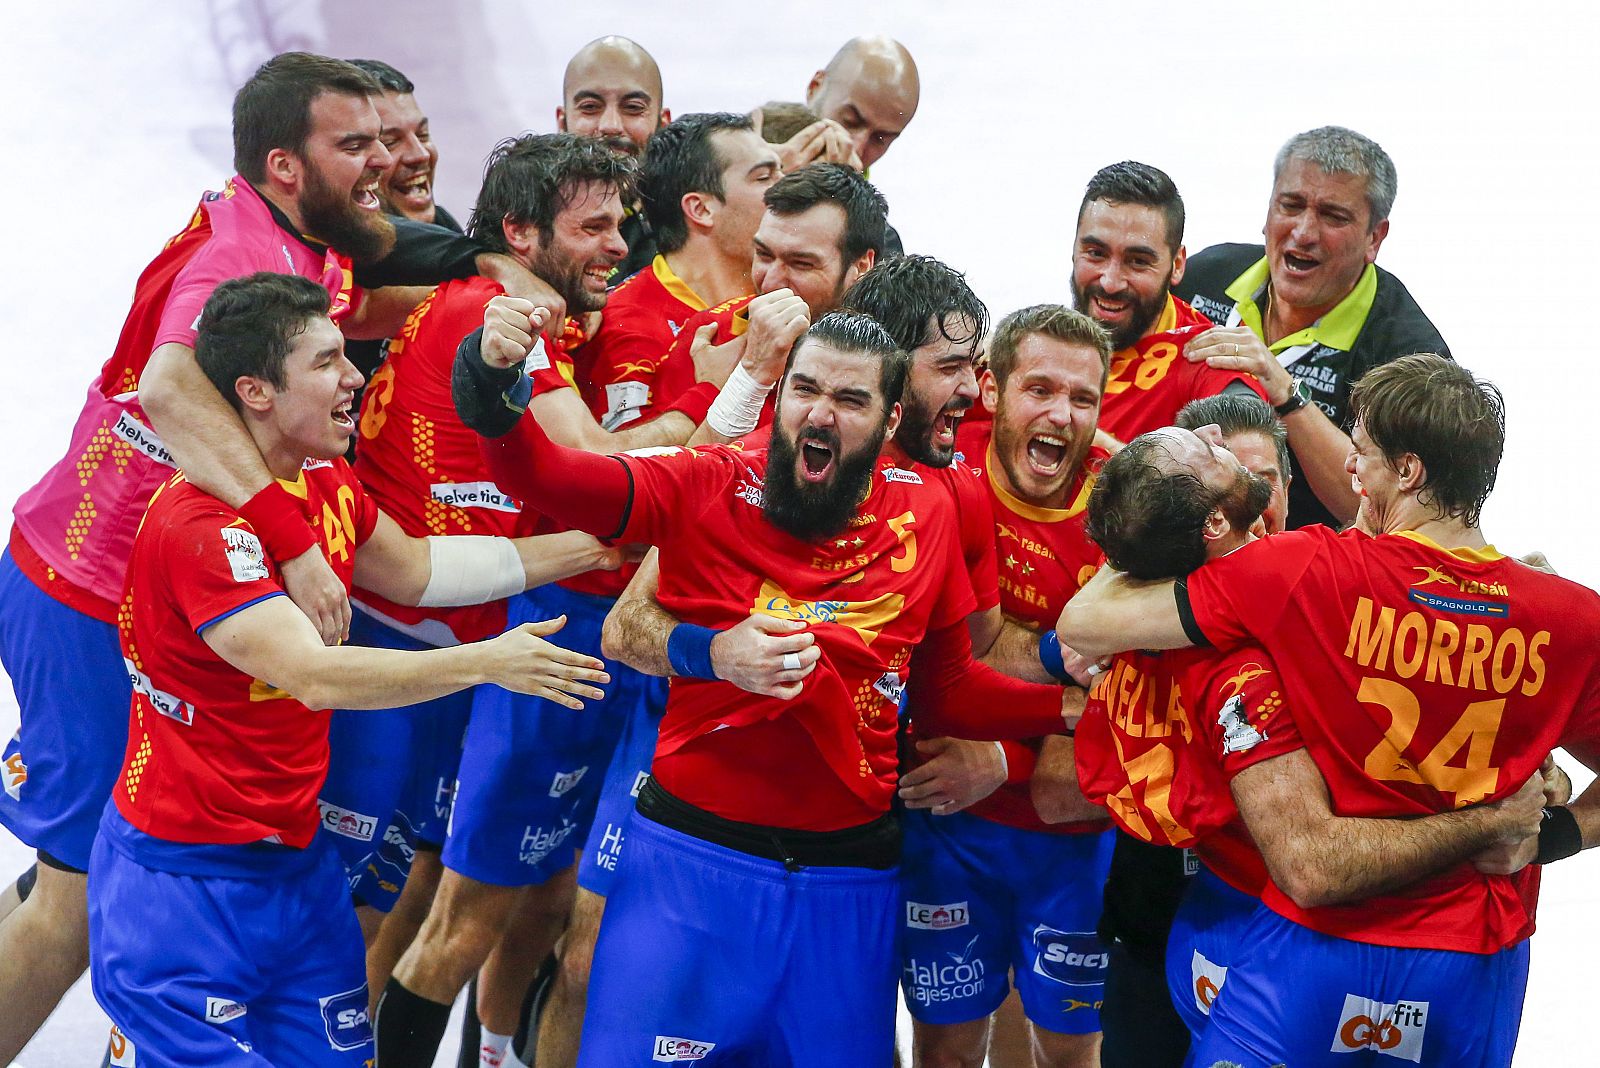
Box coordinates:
[706,363,774,437]
[418,536,526,607]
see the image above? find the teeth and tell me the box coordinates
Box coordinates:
[1033,434,1065,446]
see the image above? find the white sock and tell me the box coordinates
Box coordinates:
[478,1027,513,1068]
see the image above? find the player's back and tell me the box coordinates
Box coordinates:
[1185,525,1600,951]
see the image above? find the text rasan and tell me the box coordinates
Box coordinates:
[1342,597,1548,697]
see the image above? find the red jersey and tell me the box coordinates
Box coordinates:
[951,421,1109,834]
[114,460,379,849]
[353,277,536,644]
[1183,525,1600,952]
[579,255,710,431]
[614,446,977,830]
[1097,296,1263,443]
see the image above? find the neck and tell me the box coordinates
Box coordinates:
[668,239,753,307]
[251,180,311,237]
[1264,285,1335,344]
[253,425,311,483]
[1372,497,1485,549]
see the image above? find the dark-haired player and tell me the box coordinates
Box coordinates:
[1061,355,1595,1065]
[86,272,607,1067]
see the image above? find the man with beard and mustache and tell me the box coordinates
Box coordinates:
[1175,127,1451,531]
[450,309,1074,1065]
[0,51,457,1063]
[1067,162,1264,446]
[558,35,670,283]
[368,132,808,1068]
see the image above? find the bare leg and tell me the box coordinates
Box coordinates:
[988,988,1037,1068]
[476,864,575,1036]
[532,885,606,1068]
[911,1015,991,1068]
[0,861,89,1063]
[365,850,444,1016]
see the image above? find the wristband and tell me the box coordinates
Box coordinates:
[239,482,316,562]
[662,381,719,427]
[706,363,774,437]
[1039,630,1081,687]
[666,623,721,680]
[1536,805,1583,865]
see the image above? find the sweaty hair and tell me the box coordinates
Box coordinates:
[641,112,756,254]
[196,272,332,407]
[347,58,414,94]
[1350,353,1502,527]
[233,52,382,184]
[1275,125,1397,228]
[467,133,638,254]
[986,304,1112,388]
[1078,161,1185,253]
[763,163,888,265]
[757,101,819,145]
[1177,393,1291,485]
[782,310,910,415]
[841,254,988,353]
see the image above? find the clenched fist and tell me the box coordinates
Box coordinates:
[481,295,554,370]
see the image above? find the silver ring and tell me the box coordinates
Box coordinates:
[1230,343,1239,355]
[781,652,803,672]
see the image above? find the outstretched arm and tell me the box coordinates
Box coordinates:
[1056,564,1193,661]
[910,620,1073,740]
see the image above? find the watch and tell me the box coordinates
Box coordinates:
[1274,379,1311,417]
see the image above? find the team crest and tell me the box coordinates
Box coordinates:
[1216,694,1265,754]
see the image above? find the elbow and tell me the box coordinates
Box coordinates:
[1054,612,1105,662]
[1274,862,1340,910]
[139,352,183,429]
[599,611,629,663]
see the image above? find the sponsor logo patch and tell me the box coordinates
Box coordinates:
[109,1023,137,1066]
[1330,994,1428,1062]
[1407,566,1509,618]
[126,659,194,725]
[903,934,988,1006]
[548,766,589,799]
[1190,949,1228,1016]
[1029,926,1108,986]
[111,411,176,468]
[429,481,523,513]
[205,997,248,1024]
[523,337,551,373]
[318,800,378,842]
[653,1035,716,1061]
[317,984,372,1051]
[906,901,969,930]
[4,751,26,800]
[882,467,924,485]
[1216,693,1265,755]
[221,526,270,583]
[734,479,764,508]
[602,380,651,431]
[873,671,905,705]
[520,817,578,867]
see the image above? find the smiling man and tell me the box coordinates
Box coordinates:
[1175,127,1450,530]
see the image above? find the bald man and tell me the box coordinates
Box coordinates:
[806,35,920,170]
[558,35,670,284]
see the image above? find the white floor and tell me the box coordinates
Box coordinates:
[5,2,1600,1064]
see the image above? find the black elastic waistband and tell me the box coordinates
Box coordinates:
[636,778,900,870]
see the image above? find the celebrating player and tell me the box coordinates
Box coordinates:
[87,272,607,1067]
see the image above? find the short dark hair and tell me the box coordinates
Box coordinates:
[233,52,381,184]
[347,58,414,94]
[1350,353,1502,527]
[763,164,888,265]
[783,310,910,416]
[1078,161,1185,254]
[1177,393,1291,484]
[986,304,1112,388]
[196,272,332,407]
[840,254,988,353]
[467,133,638,254]
[641,112,755,254]
[757,101,819,145]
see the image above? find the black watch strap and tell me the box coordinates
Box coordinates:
[1274,382,1308,417]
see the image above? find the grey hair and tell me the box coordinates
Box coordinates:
[1176,393,1291,485]
[1274,126,1397,228]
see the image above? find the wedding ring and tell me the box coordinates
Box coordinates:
[782,652,803,672]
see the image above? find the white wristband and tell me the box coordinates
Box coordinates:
[706,363,774,437]
[418,536,526,607]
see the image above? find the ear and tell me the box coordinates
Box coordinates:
[979,368,999,414]
[805,70,826,106]
[843,248,876,291]
[1169,244,1188,287]
[1366,218,1390,264]
[681,190,716,234]
[234,375,275,415]
[883,400,903,441]
[1201,506,1230,543]
[263,147,300,192]
[555,106,567,132]
[503,216,540,257]
[658,107,671,127]
[1395,452,1426,493]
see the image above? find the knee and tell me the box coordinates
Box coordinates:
[911,1028,986,1068]
[1032,1030,1101,1068]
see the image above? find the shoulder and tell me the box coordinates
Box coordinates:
[1360,265,1451,361]
[1178,243,1263,294]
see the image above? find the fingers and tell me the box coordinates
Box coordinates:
[519,615,567,637]
[747,613,809,634]
[688,321,719,353]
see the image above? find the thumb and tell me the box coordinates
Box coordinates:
[690,322,718,352]
[519,614,567,637]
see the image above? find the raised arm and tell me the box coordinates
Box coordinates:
[1056,563,1193,661]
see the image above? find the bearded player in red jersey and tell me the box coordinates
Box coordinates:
[454,308,1072,1064]
[86,273,608,1067]
[1061,354,1598,1066]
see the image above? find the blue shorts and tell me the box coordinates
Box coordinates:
[88,821,371,1066]
[899,808,1114,1034]
[574,678,665,896]
[321,610,470,910]
[578,811,899,1064]
[1163,864,1257,1042]
[1190,906,1530,1068]
[443,584,646,887]
[0,548,133,871]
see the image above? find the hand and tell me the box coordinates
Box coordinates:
[1488,770,1548,845]
[1520,550,1557,575]
[1059,685,1089,732]
[477,253,568,329]
[775,119,863,173]
[482,615,609,709]
[1091,427,1125,457]
[1183,326,1293,405]
[687,321,745,386]
[708,614,821,699]
[739,289,811,385]
[1541,754,1573,806]
[1471,834,1538,875]
[898,737,1007,815]
[1030,733,1102,823]
[280,547,351,646]
[482,295,552,370]
[1055,640,1101,690]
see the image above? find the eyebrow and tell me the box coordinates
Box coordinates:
[572,89,653,103]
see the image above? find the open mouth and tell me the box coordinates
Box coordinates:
[1281,250,1319,274]
[390,171,432,211]
[332,398,356,432]
[1025,433,1067,477]
[933,408,963,447]
[799,440,835,483]
[583,263,613,290]
[352,177,382,212]
[1090,294,1131,321]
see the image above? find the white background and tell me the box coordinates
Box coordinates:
[3,2,1598,1064]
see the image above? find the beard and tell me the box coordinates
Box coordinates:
[763,421,887,541]
[1221,467,1274,533]
[895,392,971,468]
[1071,278,1169,352]
[530,239,610,314]
[299,163,397,265]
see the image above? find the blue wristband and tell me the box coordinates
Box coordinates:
[505,371,534,413]
[667,623,721,680]
[1038,630,1073,685]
